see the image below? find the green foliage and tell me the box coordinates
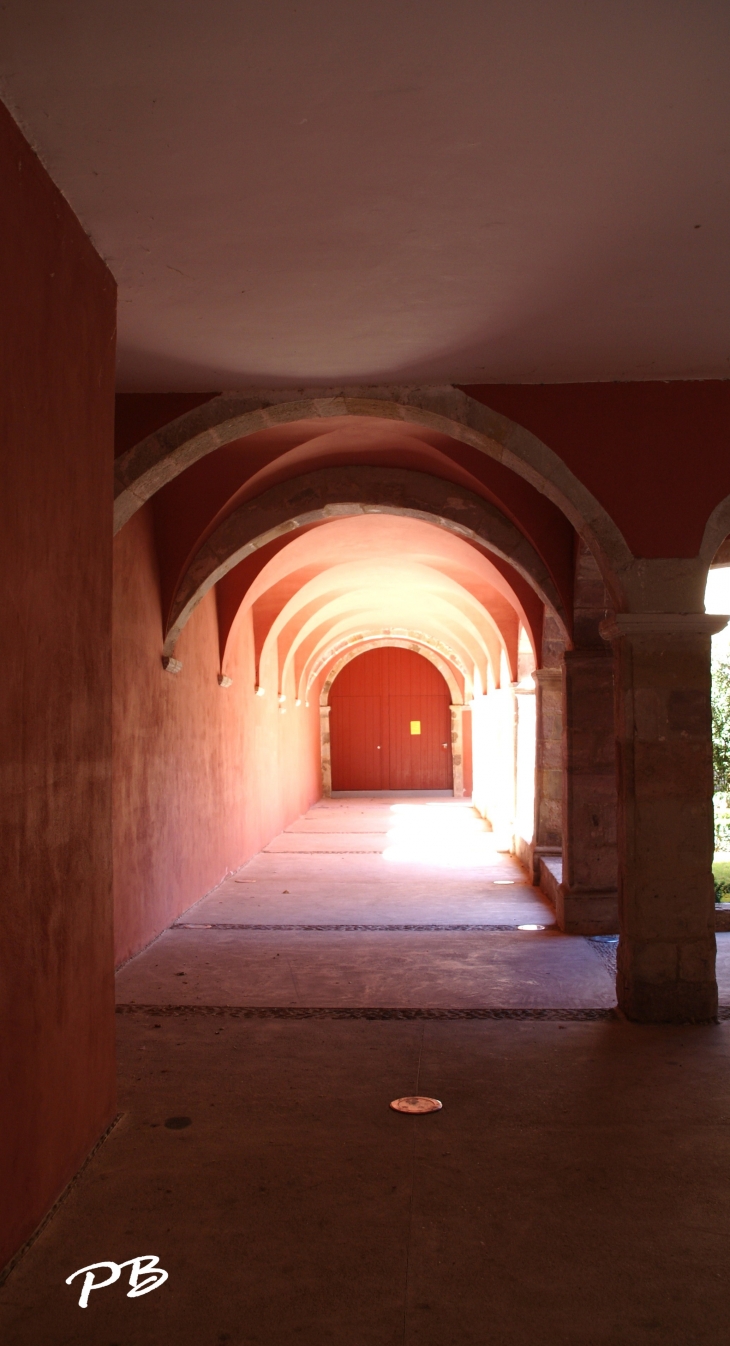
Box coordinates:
[714,860,730,902]
[715,794,730,857]
[712,658,730,793]
[712,657,730,857]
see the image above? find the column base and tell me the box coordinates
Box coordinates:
[556,885,619,936]
[530,844,561,886]
[617,937,718,1023]
[617,976,718,1023]
[512,834,532,876]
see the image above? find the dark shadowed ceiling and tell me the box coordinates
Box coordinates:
[2,0,729,389]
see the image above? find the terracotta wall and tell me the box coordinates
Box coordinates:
[113,504,321,965]
[0,104,117,1268]
[463,382,730,558]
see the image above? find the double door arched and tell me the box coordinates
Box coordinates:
[329,647,453,792]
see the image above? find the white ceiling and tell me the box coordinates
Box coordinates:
[2,0,729,389]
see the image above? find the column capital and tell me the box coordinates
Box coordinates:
[600,612,728,642]
[319,703,331,716]
[532,666,562,687]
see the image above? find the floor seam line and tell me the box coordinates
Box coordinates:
[114,1004,620,1020]
[172,923,553,931]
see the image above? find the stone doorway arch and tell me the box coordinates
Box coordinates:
[318,637,467,798]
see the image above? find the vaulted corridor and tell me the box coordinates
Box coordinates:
[6,8,730,1341]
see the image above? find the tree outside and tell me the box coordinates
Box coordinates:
[706,569,730,897]
[712,657,730,896]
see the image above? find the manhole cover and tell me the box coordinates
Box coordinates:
[390,1096,442,1114]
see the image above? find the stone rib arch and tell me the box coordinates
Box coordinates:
[701,494,730,569]
[113,384,633,603]
[278,585,496,700]
[296,618,483,705]
[302,626,474,704]
[279,599,491,700]
[317,637,465,707]
[162,466,567,661]
[292,610,486,703]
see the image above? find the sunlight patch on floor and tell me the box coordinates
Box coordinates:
[382,802,502,868]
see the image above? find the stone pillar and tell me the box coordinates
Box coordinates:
[601,613,726,1022]
[531,667,563,882]
[513,681,536,871]
[557,648,619,934]
[320,704,332,797]
[450,704,465,798]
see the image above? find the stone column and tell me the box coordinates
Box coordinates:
[531,668,563,882]
[320,704,332,797]
[557,648,619,934]
[450,704,465,798]
[513,681,536,871]
[601,613,726,1022]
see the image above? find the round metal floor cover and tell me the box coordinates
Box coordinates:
[390,1096,442,1114]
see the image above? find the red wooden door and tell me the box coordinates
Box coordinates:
[329,647,453,791]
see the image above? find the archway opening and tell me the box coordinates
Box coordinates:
[111,395,594,993]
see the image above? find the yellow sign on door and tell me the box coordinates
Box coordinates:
[410,721,421,735]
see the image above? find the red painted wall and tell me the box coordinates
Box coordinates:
[113,504,321,965]
[0,103,117,1268]
[114,392,219,457]
[463,382,730,558]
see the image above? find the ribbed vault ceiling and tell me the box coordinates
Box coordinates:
[215,513,535,699]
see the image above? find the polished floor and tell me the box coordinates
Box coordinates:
[4,797,730,1345]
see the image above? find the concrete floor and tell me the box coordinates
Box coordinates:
[116,797,615,1011]
[5,797,730,1344]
